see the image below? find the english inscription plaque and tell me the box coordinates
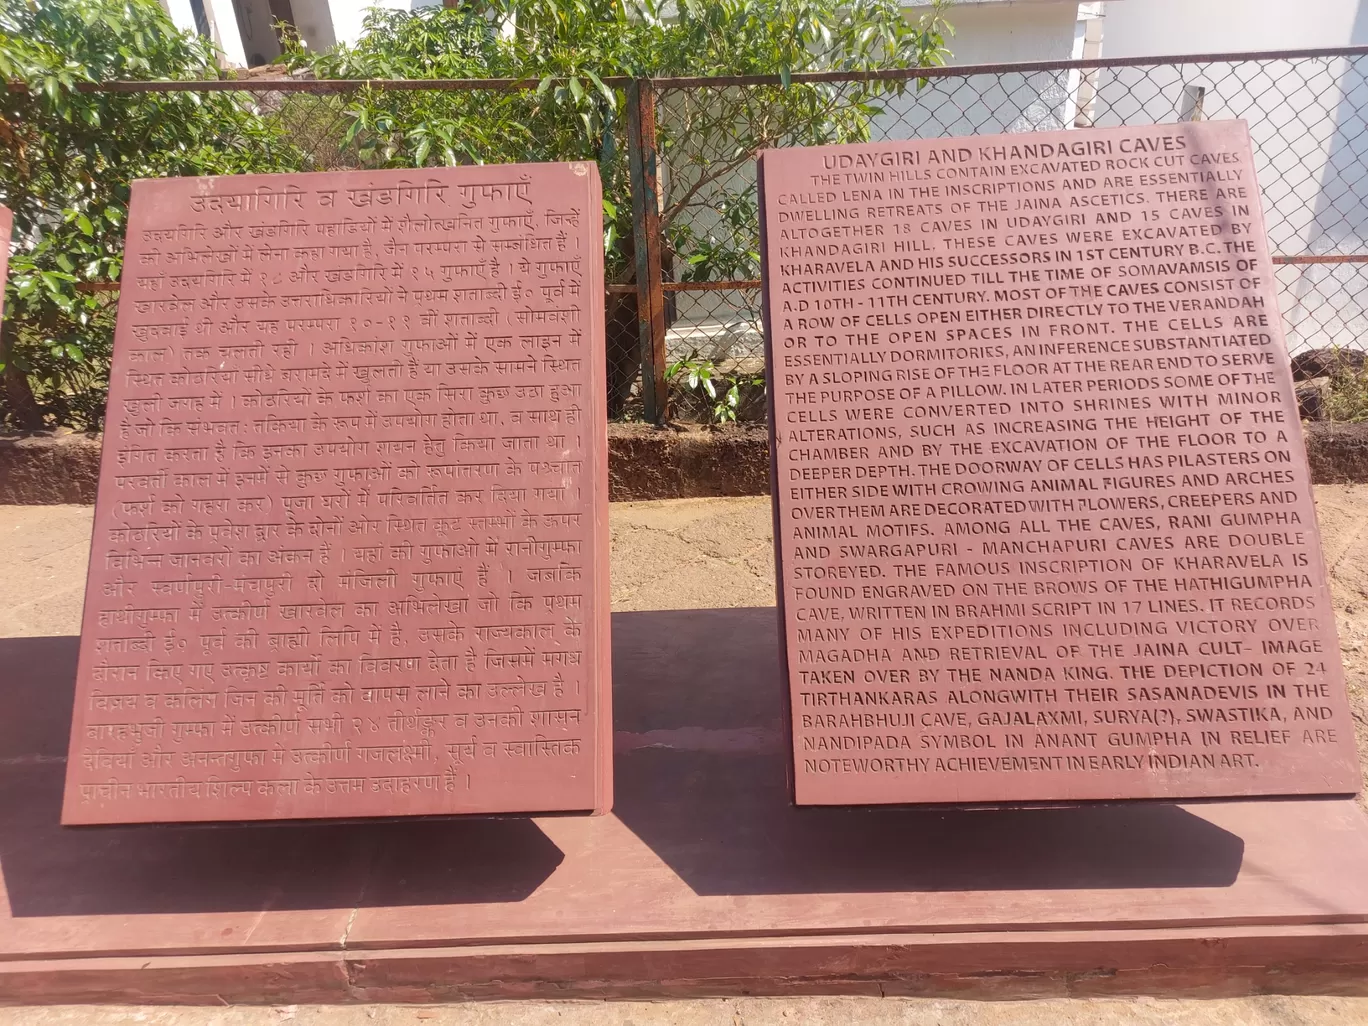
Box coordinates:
[63,163,611,823]
[760,121,1360,805]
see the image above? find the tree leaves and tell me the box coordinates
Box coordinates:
[0,0,303,428]
[283,0,949,290]
[0,0,951,427]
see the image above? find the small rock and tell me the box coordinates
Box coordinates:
[1297,377,1331,420]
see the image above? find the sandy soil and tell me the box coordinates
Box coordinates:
[5,490,1367,794]
[1305,485,1368,806]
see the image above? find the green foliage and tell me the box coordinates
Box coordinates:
[0,0,950,427]
[283,3,639,273]
[287,0,953,281]
[1323,359,1368,423]
[649,1,952,280]
[666,351,765,424]
[0,0,303,428]
[669,184,761,282]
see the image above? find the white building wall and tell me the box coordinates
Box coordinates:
[206,0,249,68]
[939,1,1085,64]
[163,0,405,62]
[1096,0,1368,351]
[865,2,1111,142]
[1100,0,1363,55]
[235,0,284,64]
[158,0,248,67]
[161,0,199,36]
[288,0,338,50]
[328,0,413,48]
[874,1,1088,139]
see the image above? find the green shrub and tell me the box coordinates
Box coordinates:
[0,0,303,428]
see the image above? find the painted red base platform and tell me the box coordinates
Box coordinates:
[4,608,1368,1002]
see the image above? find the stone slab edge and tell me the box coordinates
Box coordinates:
[3,423,1367,505]
[4,925,1368,1003]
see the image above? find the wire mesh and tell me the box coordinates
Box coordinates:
[8,51,1368,427]
[656,51,1368,422]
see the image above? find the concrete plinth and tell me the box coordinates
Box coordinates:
[3,608,1368,1001]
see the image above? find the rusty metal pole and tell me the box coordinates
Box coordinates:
[627,78,667,424]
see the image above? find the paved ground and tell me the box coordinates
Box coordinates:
[3,493,1368,1022]
[3,996,1368,1025]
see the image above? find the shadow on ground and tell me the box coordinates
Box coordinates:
[610,607,1245,896]
[0,611,1243,919]
[0,636,564,917]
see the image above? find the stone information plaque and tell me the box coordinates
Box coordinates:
[760,121,1360,805]
[63,163,611,824]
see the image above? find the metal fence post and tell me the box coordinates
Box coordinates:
[627,78,668,424]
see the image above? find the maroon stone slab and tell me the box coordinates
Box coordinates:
[759,121,1361,805]
[62,163,611,824]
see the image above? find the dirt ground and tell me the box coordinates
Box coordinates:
[14,491,1363,800]
[1299,486,1368,808]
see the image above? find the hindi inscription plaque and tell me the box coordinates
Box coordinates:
[63,163,611,823]
[760,121,1360,805]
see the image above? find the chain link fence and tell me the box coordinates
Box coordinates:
[6,77,652,425]
[653,47,1368,424]
[10,47,1368,426]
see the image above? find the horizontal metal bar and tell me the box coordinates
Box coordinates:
[653,263,1368,283]
[86,280,758,294]
[607,280,760,293]
[4,76,551,94]
[663,280,761,292]
[7,43,1368,96]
